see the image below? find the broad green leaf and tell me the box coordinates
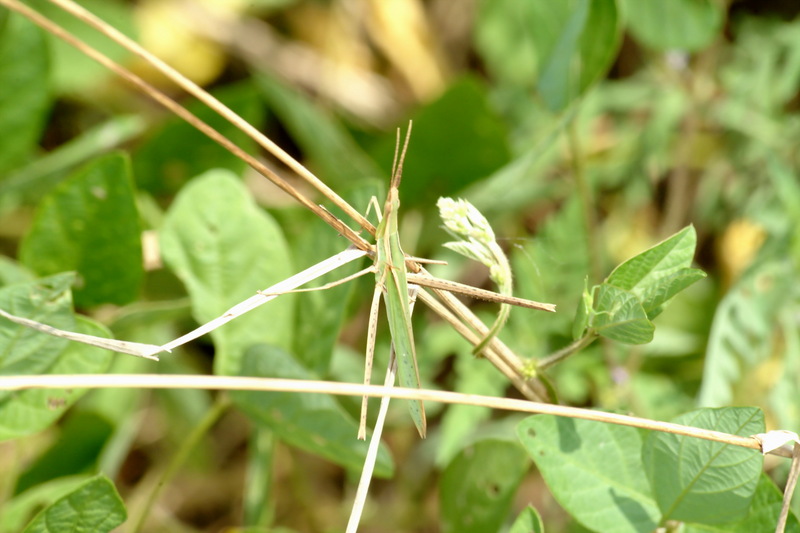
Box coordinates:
[636,267,707,319]
[621,0,723,52]
[0,316,113,441]
[605,226,706,319]
[133,81,262,194]
[509,505,545,533]
[440,439,529,533]
[698,260,794,409]
[642,407,764,525]
[0,12,50,175]
[518,415,660,533]
[1,476,94,533]
[19,153,143,308]
[684,473,800,532]
[159,170,294,376]
[230,345,394,478]
[0,274,74,392]
[372,77,511,208]
[21,475,126,533]
[255,73,383,188]
[591,284,654,344]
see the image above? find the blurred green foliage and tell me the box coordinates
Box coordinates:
[1,0,799,532]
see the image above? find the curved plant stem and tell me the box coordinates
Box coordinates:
[130,395,231,533]
[471,238,513,355]
[538,333,598,370]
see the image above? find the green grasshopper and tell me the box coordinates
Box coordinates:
[360,125,426,438]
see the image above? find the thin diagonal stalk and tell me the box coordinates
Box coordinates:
[415,287,547,402]
[47,0,375,237]
[0,0,370,253]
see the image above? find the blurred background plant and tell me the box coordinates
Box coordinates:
[1,0,799,531]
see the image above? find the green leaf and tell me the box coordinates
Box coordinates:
[605,226,706,320]
[0,12,51,175]
[440,439,529,533]
[591,284,654,344]
[21,475,126,533]
[19,153,143,308]
[1,476,94,533]
[642,407,764,525]
[0,315,114,441]
[159,170,294,376]
[683,473,800,532]
[518,415,661,533]
[621,0,723,52]
[133,81,262,194]
[509,505,545,533]
[0,274,74,389]
[698,260,794,408]
[230,344,394,478]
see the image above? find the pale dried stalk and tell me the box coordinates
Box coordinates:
[46,0,376,237]
[415,289,547,401]
[0,373,790,459]
[0,0,371,253]
[0,248,369,359]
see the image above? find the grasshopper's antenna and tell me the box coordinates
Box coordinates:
[390,121,413,189]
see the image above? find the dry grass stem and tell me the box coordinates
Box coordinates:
[0,373,788,459]
[1,0,371,252]
[47,0,376,236]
